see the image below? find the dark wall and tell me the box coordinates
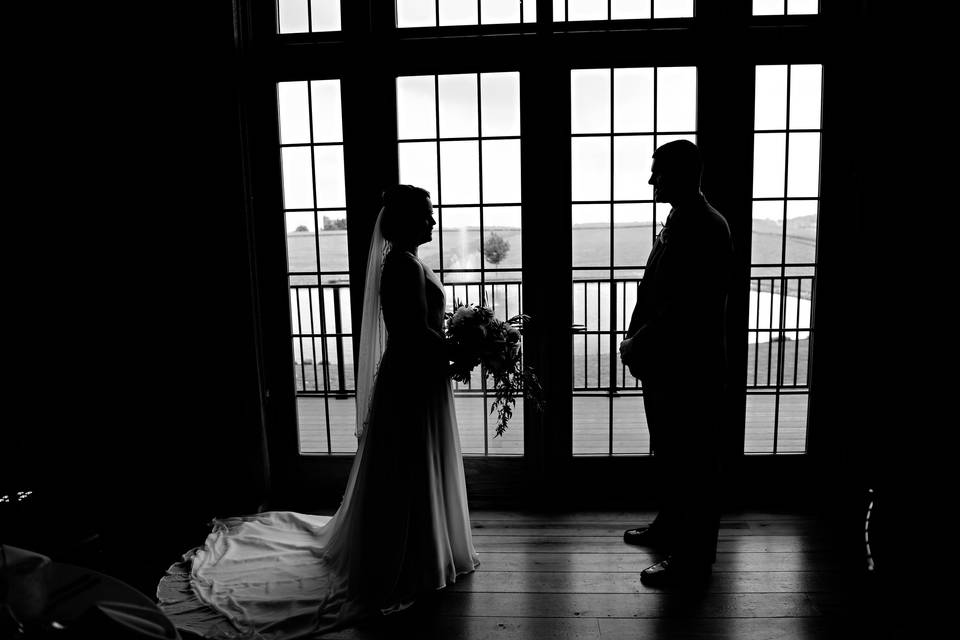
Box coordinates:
[5,2,269,595]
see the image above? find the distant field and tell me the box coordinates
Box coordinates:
[286,217,817,280]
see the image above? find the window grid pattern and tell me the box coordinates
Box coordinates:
[570,66,697,456]
[752,0,819,16]
[278,0,342,33]
[554,0,693,22]
[396,0,537,28]
[747,63,823,455]
[277,80,356,455]
[397,72,524,456]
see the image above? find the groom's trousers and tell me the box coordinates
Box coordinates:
[642,376,722,565]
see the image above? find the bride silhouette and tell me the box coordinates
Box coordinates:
[158,185,479,638]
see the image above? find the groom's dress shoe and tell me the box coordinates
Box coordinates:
[639,557,712,588]
[623,526,670,548]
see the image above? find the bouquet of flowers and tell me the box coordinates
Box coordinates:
[444,300,545,437]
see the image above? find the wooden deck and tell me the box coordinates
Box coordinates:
[319,510,885,639]
[296,394,809,456]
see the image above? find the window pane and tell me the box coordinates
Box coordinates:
[569,0,607,21]
[439,74,479,138]
[328,397,358,453]
[482,139,522,204]
[482,0,520,24]
[440,141,480,204]
[454,397,485,454]
[788,0,818,15]
[572,69,611,134]
[553,0,566,21]
[573,396,609,455]
[572,137,611,201]
[310,0,341,31]
[612,0,650,20]
[278,82,311,144]
[657,67,697,132]
[745,395,776,453]
[612,396,650,454]
[483,208,522,269]
[786,132,820,198]
[319,211,349,272]
[281,147,314,209]
[481,72,520,137]
[439,0,478,25]
[613,135,653,201]
[755,65,788,131]
[397,76,437,139]
[443,207,481,270]
[777,395,808,452]
[313,146,346,208]
[654,0,693,18]
[310,80,343,143]
[751,200,784,265]
[278,0,309,33]
[784,200,818,264]
[286,211,317,273]
[613,204,653,266]
[614,68,654,133]
[777,278,810,334]
[572,205,611,267]
[398,142,439,201]
[489,397,523,454]
[523,0,537,21]
[753,0,785,15]
[655,132,696,147]
[397,0,436,27]
[752,133,786,198]
[789,65,823,130]
[296,397,327,453]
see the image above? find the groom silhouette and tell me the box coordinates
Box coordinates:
[618,140,733,587]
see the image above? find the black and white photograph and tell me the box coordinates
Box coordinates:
[3,1,914,638]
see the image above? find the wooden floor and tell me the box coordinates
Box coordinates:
[322,510,887,640]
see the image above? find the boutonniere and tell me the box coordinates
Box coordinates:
[656,221,671,245]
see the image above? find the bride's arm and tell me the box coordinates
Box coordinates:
[381,253,446,357]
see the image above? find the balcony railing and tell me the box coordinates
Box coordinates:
[291,282,353,396]
[291,277,525,455]
[291,273,813,455]
[745,272,814,454]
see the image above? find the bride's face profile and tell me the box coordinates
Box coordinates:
[382,186,435,250]
[418,198,437,246]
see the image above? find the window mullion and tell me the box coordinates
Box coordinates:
[695,58,756,458]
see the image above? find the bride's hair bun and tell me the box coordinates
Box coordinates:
[381,184,430,243]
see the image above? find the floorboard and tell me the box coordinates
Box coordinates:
[315,509,882,639]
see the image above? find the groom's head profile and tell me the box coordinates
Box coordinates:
[649,140,702,204]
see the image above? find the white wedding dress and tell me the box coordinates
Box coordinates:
[157,249,479,639]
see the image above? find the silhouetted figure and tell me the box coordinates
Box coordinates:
[619,140,733,587]
[157,186,479,637]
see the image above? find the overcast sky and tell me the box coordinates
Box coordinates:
[279,64,821,232]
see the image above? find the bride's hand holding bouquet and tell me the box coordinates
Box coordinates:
[443,301,544,437]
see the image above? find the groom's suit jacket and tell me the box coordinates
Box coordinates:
[625,194,733,385]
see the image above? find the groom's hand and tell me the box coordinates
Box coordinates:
[618,337,635,363]
[619,337,642,379]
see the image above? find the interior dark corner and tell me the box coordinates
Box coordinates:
[3,1,913,638]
